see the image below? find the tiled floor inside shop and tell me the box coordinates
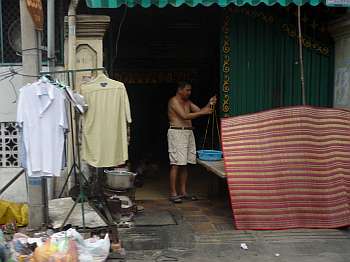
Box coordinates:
[136,198,234,233]
[135,165,214,200]
[133,164,233,233]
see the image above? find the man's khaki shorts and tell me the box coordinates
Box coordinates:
[168,129,197,166]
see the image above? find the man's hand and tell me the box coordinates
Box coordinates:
[201,106,213,115]
[209,95,217,107]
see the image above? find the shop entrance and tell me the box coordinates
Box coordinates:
[105,6,222,199]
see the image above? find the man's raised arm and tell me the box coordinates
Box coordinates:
[171,99,212,120]
[190,102,201,113]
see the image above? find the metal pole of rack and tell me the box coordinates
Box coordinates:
[0,169,25,196]
[40,67,107,76]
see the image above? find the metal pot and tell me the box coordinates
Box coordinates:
[104,170,137,190]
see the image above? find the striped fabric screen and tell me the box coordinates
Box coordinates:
[221,106,350,230]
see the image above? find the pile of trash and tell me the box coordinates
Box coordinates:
[0,228,110,262]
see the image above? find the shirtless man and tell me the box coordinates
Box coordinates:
[167,81,217,203]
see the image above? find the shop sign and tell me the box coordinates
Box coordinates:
[326,0,350,6]
[26,0,44,31]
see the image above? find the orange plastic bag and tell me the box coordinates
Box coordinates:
[33,238,78,262]
[33,239,57,262]
[49,240,78,262]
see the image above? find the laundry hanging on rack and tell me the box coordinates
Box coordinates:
[80,73,132,168]
[16,77,69,177]
[18,127,67,170]
[64,86,88,114]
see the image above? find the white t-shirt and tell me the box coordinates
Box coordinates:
[17,81,68,177]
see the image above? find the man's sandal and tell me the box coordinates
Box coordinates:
[169,196,182,204]
[180,195,198,201]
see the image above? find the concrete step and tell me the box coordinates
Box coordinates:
[195,229,350,245]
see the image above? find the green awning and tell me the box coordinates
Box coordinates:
[86,0,323,8]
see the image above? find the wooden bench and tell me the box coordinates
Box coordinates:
[197,159,226,179]
[196,159,226,197]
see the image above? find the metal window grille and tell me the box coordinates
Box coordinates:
[0,0,65,65]
[0,0,21,64]
[0,122,18,168]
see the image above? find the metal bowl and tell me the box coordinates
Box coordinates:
[104,170,137,190]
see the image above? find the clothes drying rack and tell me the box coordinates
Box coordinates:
[8,67,120,245]
[40,67,120,243]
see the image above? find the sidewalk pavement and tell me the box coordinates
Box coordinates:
[110,199,350,262]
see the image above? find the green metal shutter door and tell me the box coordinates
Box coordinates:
[220,8,334,117]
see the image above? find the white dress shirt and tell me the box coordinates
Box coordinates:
[17,81,68,177]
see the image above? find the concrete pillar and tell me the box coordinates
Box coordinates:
[19,0,44,229]
[68,0,79,72]
[330,14,350,110]
[47,0,55,71]
[57,15,110,194]
[64,15,111,89]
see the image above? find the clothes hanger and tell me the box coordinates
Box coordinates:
[40,74,55,83]
[87,72,110,86]
[39,74,69,90]
[54,79,67,90]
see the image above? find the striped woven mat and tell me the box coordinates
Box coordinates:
[221,106,350,230]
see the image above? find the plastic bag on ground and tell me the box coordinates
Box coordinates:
[0,230,8,262]
[32,239,57,262]
[52,229,110,262]
[48,239,78,262]
[0,200,28,226]
[0,230,29,262]
[33,229,109,262]
[33,237,78,262]
[84,234,110,262]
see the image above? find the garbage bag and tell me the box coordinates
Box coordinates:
[0,230,8,262]
[84,234,110,262]
[34,229,109,262]
[32,239,57,262]
[48,239,78,262]
[62,229,93,261]
[0,200,28,226]
[64,229,110,262]
[1,231,27,262]
[33,238,78,262]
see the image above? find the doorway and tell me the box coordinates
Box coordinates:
[103,6,222,199]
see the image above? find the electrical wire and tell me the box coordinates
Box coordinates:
[9,67,39,78]
[214,109,222,147]
[202,105,221,150]
[298,6,306,105]
[9,75,17,103]
[15,47,49,57]
[202,113,210,149]
[0,67,34,105]
[211,105,216,150]
[0,67,24,103]
[0,70,12,76]
[113,5,128,71]
[0,72,14,78]
[0,73,16,83]
[0,67,24,80]
[0,67,20,77]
